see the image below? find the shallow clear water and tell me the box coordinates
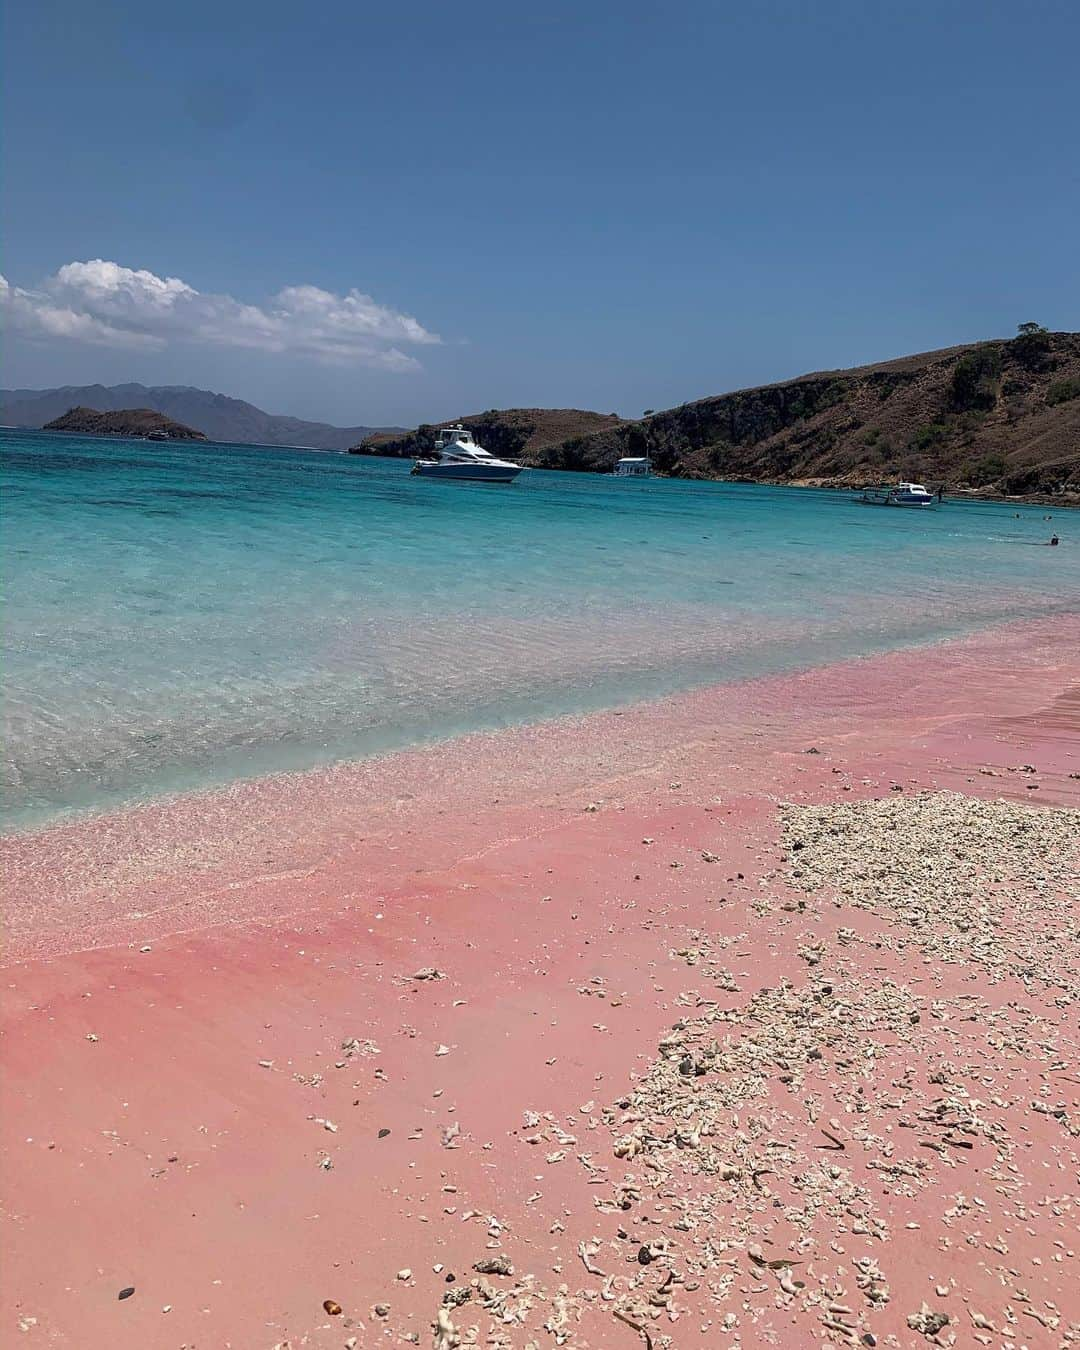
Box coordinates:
[3,428,1077,829]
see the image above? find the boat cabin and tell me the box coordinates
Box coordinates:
[435,425,475,450]
[614,457,651,477]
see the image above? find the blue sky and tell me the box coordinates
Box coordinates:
[3,0,1078,426]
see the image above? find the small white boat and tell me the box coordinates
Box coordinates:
[860,481,938,508]
[411,426,523,482]
[614,456,652,478]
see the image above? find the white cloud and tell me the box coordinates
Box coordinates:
[0,261,440,371]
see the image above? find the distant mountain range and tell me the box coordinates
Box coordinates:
[0,383,401,450]
[356,330,1080,500]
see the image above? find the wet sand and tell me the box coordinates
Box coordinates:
[2,617,1078,1348]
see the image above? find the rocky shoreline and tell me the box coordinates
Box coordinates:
[351,330,1080,504]
[349,444,1079,508]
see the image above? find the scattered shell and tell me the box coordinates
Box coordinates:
[907,1304,950,1338]
[578,1239,605,1276]
[340,1036,380,1058]
[472,1255,514,1276]
[434,1307,461,1350]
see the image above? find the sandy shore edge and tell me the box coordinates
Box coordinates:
[2,617,1078,1348]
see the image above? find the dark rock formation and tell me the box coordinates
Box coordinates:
[43,406,208,440]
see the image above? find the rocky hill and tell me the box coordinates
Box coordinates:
[352,408,627,460]
[43,406,208,440]
[356,329,1080,500]
[1,383,398,450]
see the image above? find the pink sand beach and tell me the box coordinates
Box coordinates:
[3,617,1078,1349]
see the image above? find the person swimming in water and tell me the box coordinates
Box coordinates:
[1049,535,1059,546]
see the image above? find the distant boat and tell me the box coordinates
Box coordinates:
[614,456,652,478]
[859,481,937,508]
[146,428,169,442]
[411,426,523,482]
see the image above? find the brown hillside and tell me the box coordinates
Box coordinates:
[43,406,208,441]
[530,330,1080,499]
[352,408,626,461]
[356,331,1080,500]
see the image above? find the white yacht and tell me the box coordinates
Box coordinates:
[860,481,938,508]
[411,426,523,482]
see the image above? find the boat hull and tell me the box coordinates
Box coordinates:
[859,491,936,507]
[860,498,936,508]
[411,462,522,482]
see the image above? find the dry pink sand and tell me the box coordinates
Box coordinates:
[2,617,1078,1349]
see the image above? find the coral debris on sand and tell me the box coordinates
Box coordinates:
[402,793,1078,1348]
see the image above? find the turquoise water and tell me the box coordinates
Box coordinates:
[3,428,1077,829]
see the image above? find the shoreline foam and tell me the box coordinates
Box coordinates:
[2,617,1078,1347]
[3,615,1077,963]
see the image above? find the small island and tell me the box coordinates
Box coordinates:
[43,406,208,441]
